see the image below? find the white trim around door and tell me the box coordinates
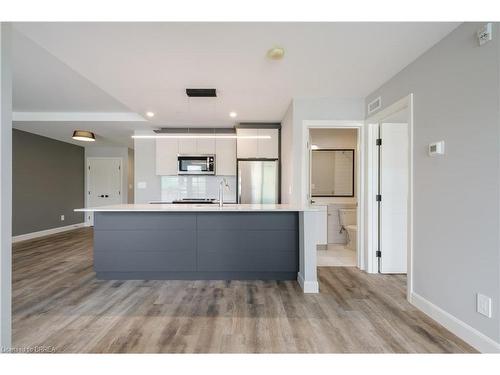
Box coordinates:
[302,120,365,271]
[365,94,414,302]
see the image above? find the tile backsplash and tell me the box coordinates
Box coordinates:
[160,175,237,203]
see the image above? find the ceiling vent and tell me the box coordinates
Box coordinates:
[367,96,382,115]
[186,88,217,97]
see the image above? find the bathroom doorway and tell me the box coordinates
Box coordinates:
[308,127,360,267]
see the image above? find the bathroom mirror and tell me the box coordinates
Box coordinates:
[311,149,354,197]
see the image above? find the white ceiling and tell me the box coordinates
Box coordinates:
[12,22,459,147]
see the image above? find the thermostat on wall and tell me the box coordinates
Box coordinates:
[428,141,445,156]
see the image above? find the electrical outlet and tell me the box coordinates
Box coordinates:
[477,293,492,318]
[60,215,65,221]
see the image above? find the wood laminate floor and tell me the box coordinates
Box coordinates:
[12,227,476,353]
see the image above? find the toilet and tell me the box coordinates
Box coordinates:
[339,208,357,251]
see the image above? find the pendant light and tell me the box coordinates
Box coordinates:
[72,130,96,142]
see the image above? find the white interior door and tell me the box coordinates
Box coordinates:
[87,158,122,224]
[379,123,408,273]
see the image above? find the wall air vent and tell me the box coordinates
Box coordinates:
[367,96,382,115]
[186,88,217,97]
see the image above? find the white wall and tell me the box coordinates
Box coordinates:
[280,102,294,204]
[366,22,500,349]
[134,131,161,203]
[310,128,357,149]
[127,148,134,204]
[282,97,364,206]
[0,22,12,349]
[85,146,133,206]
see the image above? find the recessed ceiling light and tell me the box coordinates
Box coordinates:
[72,130,96,142]
[146,111,155,118]
[229,111,237,118]
[267,47,285,60]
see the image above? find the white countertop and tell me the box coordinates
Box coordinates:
[75,203,326,212]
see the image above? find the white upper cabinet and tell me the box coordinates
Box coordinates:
[258,128,279,159]
[156,133,235,176]
[215,138,236,175]
[178,137,197,154]
[236,127,279,159]
[236,128,259,159]
[156,138,179,175]
[196,137,216,155]
[178,136,215,155]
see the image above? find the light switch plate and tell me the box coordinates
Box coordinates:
[477,293,492,318]
[428,141,445,156]
[137,182,147,189]
[60,215,65,221]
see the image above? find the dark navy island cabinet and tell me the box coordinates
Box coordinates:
[93,211,299,280]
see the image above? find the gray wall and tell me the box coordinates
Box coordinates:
[13,129,85,236]
[366,23,500,343]
[1,21,13,349]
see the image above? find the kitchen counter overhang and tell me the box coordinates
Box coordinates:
[76,203,324,212]
[75,204,326,293]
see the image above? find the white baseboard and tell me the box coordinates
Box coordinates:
[297,273,319,293]
[410,292,500,353]
[12,223,86,243]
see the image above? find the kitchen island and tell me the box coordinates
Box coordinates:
[75,204,326,293]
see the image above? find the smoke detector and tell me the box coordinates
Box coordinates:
[267,47,285,60]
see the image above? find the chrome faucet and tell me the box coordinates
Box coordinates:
[218,178,230,207]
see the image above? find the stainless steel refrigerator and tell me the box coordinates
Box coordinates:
[237,160,279,204]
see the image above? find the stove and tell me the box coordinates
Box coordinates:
[171,198,217,204]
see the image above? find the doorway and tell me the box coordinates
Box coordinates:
[86,157,123,225]
[366,94,414,300]
[378,114,409,273]
[306,125,362,268]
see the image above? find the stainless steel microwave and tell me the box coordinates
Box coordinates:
[177,155,215,175]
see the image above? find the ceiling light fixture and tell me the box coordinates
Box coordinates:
[146,111,155,118]
[267,47,285,60]
[229,111,237,118]
[132,135,271,140]
[72,130,96,142]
